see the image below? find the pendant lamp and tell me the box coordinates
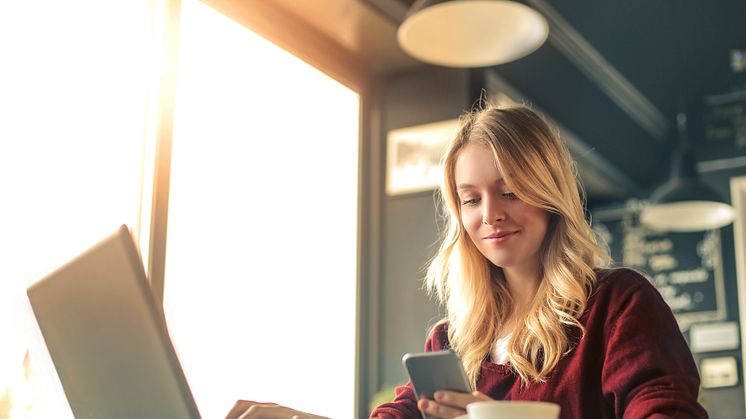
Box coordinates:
[397,0,549,68]
[640,113,735,232]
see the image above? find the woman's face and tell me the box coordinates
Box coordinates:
[454,142,549,275]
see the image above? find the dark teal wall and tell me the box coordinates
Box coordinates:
[361,68,473,415]
[378,67,472,388]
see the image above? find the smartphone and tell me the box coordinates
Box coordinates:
[402,350,472,403]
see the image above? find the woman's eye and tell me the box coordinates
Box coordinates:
[502,192,518,200]
[461,197,480,206]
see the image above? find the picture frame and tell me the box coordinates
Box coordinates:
[385,119,459,196]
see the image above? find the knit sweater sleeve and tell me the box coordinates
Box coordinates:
[369,323,449,419]
[600,269,707,419]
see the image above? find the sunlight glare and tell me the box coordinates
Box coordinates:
[0,1,154,417]
[163,2,359,418]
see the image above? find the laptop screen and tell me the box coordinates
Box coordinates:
[27,225,201,419]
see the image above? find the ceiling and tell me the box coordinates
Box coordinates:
[270,0,746,206]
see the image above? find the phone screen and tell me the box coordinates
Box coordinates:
[402,350,472,401]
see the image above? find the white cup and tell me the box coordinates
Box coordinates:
[466,400,560,419]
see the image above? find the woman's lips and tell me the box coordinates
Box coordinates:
[484,231,518,243]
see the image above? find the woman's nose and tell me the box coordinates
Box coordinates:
[482,201,506,225]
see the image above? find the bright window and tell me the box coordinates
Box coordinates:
[0,1,155,417]
[162,1,359,418]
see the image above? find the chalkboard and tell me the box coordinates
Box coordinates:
[704,88,746,149]
[592,200,727,330]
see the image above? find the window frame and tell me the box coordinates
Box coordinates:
[142,1,375,416]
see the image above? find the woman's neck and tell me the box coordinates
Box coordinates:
[494,264,542,339]
[503,264,541,310]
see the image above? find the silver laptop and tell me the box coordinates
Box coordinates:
[27,225,201,419]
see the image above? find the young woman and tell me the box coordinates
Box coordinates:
[228,105,706,419]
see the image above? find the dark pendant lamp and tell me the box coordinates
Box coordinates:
[640,113,735,232]
[397,0,549,68]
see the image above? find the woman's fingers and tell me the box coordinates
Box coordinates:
[435,390,494,408]
[237,404,298,419]
[227,400,331,419]
[238,404,279,419]
[418,398,466,418]
[225,400,278,419]
[472,391,493,401]
[417,391,495,418]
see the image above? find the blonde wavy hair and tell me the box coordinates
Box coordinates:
[425,104,610,387]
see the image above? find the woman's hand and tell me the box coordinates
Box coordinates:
[225,400,330,419]
[417,391,493,418]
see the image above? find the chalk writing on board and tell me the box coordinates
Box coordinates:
[593,200,727,331]
[704,88,746,149]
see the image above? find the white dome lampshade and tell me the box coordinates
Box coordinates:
[640,134,735,232]
[397,0,549,68]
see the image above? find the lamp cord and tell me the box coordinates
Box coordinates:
[676,112,688,151]
[673,1,690,153]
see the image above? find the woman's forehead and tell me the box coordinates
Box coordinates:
[454,142,509,181]
[455,141,499,162]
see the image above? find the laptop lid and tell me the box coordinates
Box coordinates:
[27,225,201,419]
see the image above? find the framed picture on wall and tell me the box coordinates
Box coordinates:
[386,119,459,196]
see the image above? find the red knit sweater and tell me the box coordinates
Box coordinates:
[371,268,707,419]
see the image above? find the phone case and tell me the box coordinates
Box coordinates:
[402,350,472,401]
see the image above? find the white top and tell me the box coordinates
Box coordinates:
[492,335,511,365]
